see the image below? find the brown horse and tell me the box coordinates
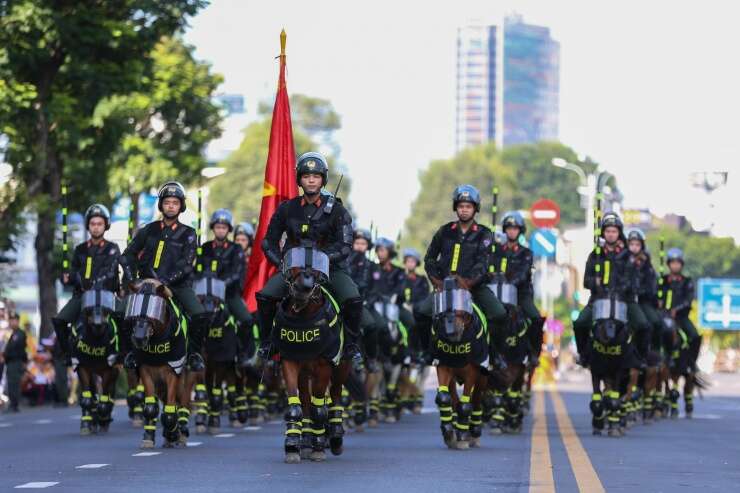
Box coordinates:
[432,278,489,450]
[70,289,120,435]
[273,247,346,464]
[126,279,189,448]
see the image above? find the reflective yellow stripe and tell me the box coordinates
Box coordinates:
[301,224,309,233]
[460,395,471,403]
[288,396,301,406]
[450,243,461,273]
[84,257,92,279]
[145,396,156,404]
[500,257,507,273]
[211,260,218,272]
[666,290,673,310]
[153,240,165,269]
[311,396,325,406]
[404,288,411,301]
[164,405,176,413]
[603,260,610,285]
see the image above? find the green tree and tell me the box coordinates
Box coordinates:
[0,0,207,335]
[96,36,223,224]
[403,141,606,254]
[209,94,351,225]
[646,227,740,279]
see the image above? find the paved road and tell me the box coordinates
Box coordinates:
[2,372,740,492]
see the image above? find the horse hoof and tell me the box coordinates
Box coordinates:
[231,420,242,429]
[285,452,301,464]
[385,416,396,424]
[470,437,481,448]
[354,425,364,433]
[455,440,470,450]
[310,450,326,462]
[593,429,602,436]
[98,425,109,434]
[208,427,221,435]
[367,419,378,428]
[330,437,343,456]
[140,439,155,449]
[195,425,207,434]
[80,428,91,436]
[412,405,422,415]
[608,429,621,438]
[132,418,143,428]
[300,447,312,460]
[489,427,503,436]
[163,441,175,449]
[685,412,692,419]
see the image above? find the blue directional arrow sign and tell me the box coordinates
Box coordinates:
[530,228,557,259]
[698,278,740,330]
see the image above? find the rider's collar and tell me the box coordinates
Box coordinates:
[87,238,105,248]
[300,195,322,207]
[451,221,477,232]
[505,241,519,252]
[160,220,179,230]
[668,273,684,281]
[214,239,229,248]
[381,261,394,271]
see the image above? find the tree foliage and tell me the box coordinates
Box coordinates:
[402,141,603,253]
[646,227,740,279]
[209,94,351,225]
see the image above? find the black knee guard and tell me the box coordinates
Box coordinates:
[328,405,345,436]
[80,391,95,412]
[284,397,303,452]
[352,401,367,425]
[435,386,454,432]
[590,393,605,430]
[209,388,224,414]
[161,405,179,440]
[669,388,680,408]
[178,407,191,438]
[143,396,159,421]
[310,396,328,427]
[97,395,114,424]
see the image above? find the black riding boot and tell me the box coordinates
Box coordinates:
[188,313,210,371]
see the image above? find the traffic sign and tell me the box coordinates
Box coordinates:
[530,228,557,258]
[530,198,561,228]
[698,278,740,330]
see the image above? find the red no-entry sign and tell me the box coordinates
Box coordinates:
[530,198,561,228]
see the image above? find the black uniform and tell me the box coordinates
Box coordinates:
[3,327,27,411]
[629,251,662,361]
[415,221,506,354]
[660,273,699,366]
[400,272,430,357]
[573,242,649,361]
[349,251,383,360]
[120,219,208,359]
[256,193,362,347]
[197,239,252,326]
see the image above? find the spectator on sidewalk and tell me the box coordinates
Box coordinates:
[2,312,27,413]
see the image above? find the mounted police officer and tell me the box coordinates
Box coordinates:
[198,209,254,333]
[626,229,661,363]
[233,222,255,264]
[53,204,120,359]
[255,152,363,362]
[492,211,545,364]
[660,248,699,371]
[573,212,649,367]
[371,237,416,332]
[120,181,209,370]
[349,228,382,367]
[414,185,506,358]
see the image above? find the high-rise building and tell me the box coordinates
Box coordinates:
[455,15,560,151]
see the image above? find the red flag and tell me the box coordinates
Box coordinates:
[243,30,298,311]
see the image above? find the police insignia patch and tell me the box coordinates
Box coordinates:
[306,160,316,169]
[483,239,491,247]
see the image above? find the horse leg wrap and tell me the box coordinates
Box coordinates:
[369,398,380,420]
[340,387,351,408]
[227,385,238,422]
[471,409,484,438]
[685,394,694,414]
[143,396,159,443]
[605,391,621,427]
[669,389,680,408]
[208,388,223,429]
[454,395,473,441]
[235,392,248,423]
[505,390,523,429]
[284,397,303,453]
[642,393,654,420]
[127,389,137,418]
[310,396,328,451]
[161,405,179,442]
[435,386,454,437]
[133,385,145,416]
[590,393,605,430]
[178,407,191,438]
[353,401,367,425]
[97,395,114,426]
[328,405,345,438]
[80,391,96,432]
[267,391,279,415]
[249,391,261,419]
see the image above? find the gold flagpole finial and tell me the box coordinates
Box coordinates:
[280,29,287,57]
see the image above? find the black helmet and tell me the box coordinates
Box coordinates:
[502,211,526,236]
[626,228,646,244]
[209,209,233,231]
[600,212,623,232]
[452,184,481,212]
[157,181,187,213]
[353,228,373,248]
[84,204,111,231]
[666,247,684,264]
[296,152,329,187]
[375,237,397,258]
[402,248,422,265]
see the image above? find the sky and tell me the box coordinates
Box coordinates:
[185,0,740,242]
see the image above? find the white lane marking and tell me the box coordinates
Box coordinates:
[186,441,202,447]
[33,419,53,425]
[132,452,161,457]
[14,482,59,489]
[214,433,235,438]
[75,464,110,469]
[0,422,13,428]
[693,413,721,420]
[242,426,261,431]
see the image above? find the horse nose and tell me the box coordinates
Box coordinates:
[300,272,314,289]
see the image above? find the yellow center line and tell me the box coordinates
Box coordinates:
[529,390,555,493]
[550,389,605,493]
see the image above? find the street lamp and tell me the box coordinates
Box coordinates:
[200,166,226,180]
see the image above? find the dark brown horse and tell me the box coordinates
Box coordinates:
[273,247,346,464]
[126,279,189,448]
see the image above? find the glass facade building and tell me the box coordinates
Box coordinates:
[455,16,559,151]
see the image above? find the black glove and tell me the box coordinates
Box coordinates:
[257,341,272,362]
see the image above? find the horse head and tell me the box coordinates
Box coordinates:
[434,277,475,343]
[194,275,227,323]
[80,288,117,339]
[283,246,330,314]
[125,278,171,350]
[591,298,629,346]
